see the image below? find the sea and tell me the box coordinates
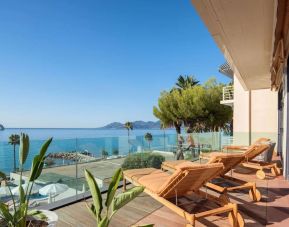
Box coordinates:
[0,128,177,173]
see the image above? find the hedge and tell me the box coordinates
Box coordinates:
[122,152,165,170]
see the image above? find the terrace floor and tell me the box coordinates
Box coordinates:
[55,161,289,227]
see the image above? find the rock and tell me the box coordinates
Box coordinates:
[0,124,4,131]
[47,151,97,163]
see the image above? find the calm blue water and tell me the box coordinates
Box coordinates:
[0,128,229,174]
[0,128,177,173]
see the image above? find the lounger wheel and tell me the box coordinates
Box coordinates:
[256,170,266,180]
[249,188,261,202]
[271,167,281,176]
[228,212,244,227]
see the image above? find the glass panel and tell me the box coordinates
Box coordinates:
[0,128,279,223]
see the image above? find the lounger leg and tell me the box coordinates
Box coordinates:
[228,203,244,227]
[186,215,195,227]
[248,183,261,202]
[271,164,281,176]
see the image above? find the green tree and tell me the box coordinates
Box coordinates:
[101,149,109,159]
[153,91,182,134]
[173,75,199,91]
[154,77,233,135]
[201,78,233,132]
[112,149,119,156]
[144,133,153,150]
[174,85,207,133]
[8,134,20,172]
[124,122,133,141]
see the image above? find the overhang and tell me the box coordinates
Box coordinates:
[191,0,277,90]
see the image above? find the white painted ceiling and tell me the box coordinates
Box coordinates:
[191,0,277,90]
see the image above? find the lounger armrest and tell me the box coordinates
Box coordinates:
[223,145,249,151]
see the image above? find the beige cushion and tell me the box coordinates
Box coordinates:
[123,168,162,181]
[162,160,189,170]
[138,171,173,194]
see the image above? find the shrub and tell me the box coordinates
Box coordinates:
[122,152,165,170]
[147,154,165,169]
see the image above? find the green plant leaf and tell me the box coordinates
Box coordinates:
[29,154,41,181]
[29,138,52,181]
[19,185,25,204]
[0,171,6,180]
[19,133,29,166]
[16,203,28,224]
[84,169,103,219]
[32,161,45,181]
[0,202,13,223]
[112,186,144,212]
[105,168,122,208]
[98,216,109,227]
[39,137,53,159]
[85,203,98,220]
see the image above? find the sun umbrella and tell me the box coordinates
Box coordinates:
[0,186,11,197]
[11,183,41,195]
[39,183,69,196]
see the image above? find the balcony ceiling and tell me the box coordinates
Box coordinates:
[191,0,277,90]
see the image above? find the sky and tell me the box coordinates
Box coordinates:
[0,0,229,128]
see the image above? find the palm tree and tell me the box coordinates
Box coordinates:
[144,133,153,150]
[174,75,199,91]
[8,134,20,172]
[124,121,133,141]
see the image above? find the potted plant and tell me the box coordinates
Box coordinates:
[84,168,145,227]
[0,133,57,226]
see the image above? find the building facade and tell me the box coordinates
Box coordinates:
[191,0,289,179]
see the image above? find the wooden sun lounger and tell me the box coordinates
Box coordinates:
[123,164,244,227]
[240,143,281,179]
[201,143,281,180]
[223,137,270,151]
[161,146,270,202]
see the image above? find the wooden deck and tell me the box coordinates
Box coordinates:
[55,163,289,227]
[55,192,162,227]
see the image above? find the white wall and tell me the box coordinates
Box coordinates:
[233,75,278,145]
[233,75,250,145]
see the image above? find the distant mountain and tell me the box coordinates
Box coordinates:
[0,124,4,131]
[99,121,161,129]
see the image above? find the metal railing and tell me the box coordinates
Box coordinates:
[222,85,234,101]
